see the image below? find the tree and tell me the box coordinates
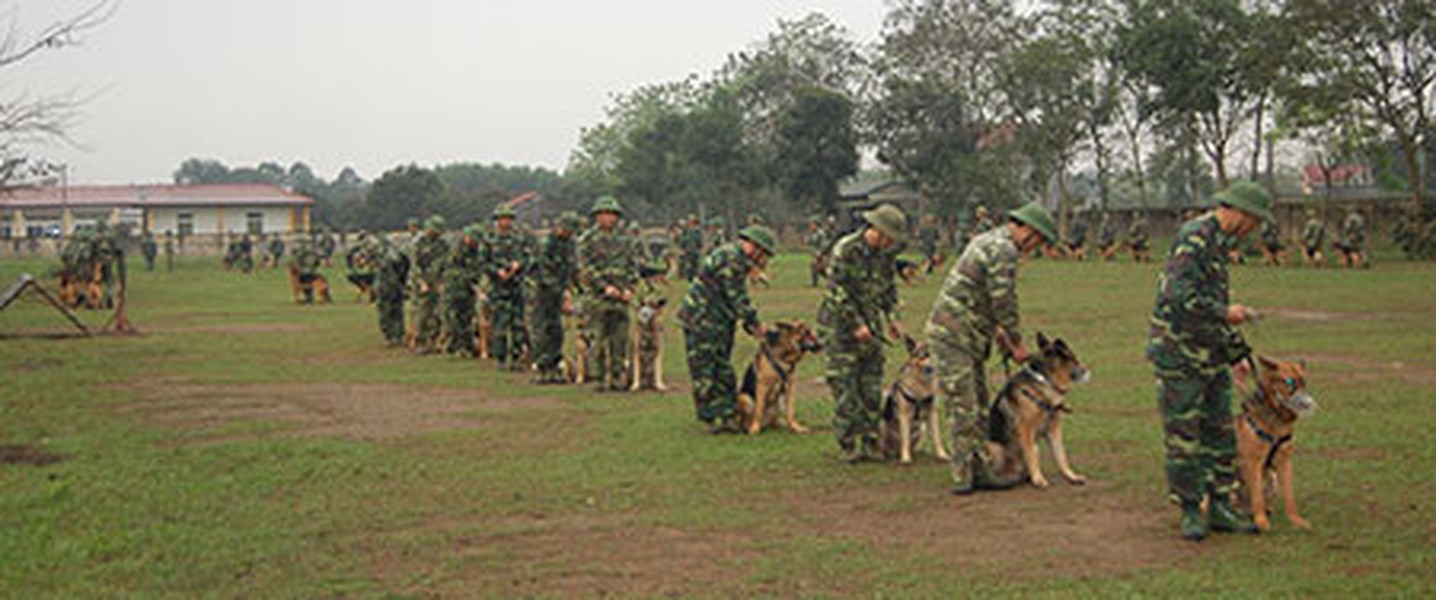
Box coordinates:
[173,158,233,185]
[0,1,112,189]
[1287,0,1436,206]
[1116,0,1260,189]
[998,19,1090,204]
[362,165,443,231]
[773,86,859,212]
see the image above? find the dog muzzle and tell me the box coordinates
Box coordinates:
[638,306,657,324]
[1281,391,1318,417]
[1072,367,1091,384]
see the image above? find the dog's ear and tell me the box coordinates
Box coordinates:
[1036,332,1050,351]
[903,334,919,356]
[655,297,668,308]
[1256,354,1280,374]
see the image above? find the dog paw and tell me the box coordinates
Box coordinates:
[789,424,811,434]
[1065,473,1088,486]
[1254,515,1272,531]
[1289,516,1311,529]
[1030,476,1050,489]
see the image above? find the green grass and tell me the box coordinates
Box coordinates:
[2,250,1434,597]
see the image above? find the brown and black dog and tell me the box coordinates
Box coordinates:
[986,333,1090,489]
[1235,355,1317,531]
[287,265,331,305]
[736,320,822,435]
[630,296,668,391]
[879,335,950,464]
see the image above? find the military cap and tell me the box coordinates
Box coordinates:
[708,216,726,227]
[1215,180,1274,223]
[557,211,584,231]
[862,204,908,243]
[424,215,447,231]
[1008,202,1059,243]
[591,196,624,216]
[739,225,777,255]
[493,204,516,219]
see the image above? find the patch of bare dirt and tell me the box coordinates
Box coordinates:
[433,515,753,597]
[0,443,68,466]
[115,381,564,443]
[1301,353,1436,387]
[763,479,1193,579]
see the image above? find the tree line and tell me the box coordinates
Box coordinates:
[178,1,1436,232]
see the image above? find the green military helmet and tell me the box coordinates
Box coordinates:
[862,204,908,243]
[493,204,516,219]
[424,215,447,231]
[1008,201,1059,243]
[591,196,624,216]
[708,216,725,227]
[739,225,777,256]
[557,211,584,231]
[1215,180,1274,223]
[687,213,699,223]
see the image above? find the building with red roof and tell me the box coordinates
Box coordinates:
[1,183,314,238]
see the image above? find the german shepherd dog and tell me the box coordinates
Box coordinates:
[1235,355,1317,531]
[736,320,823,435]
[630,296,668,391]
[986,333,1090,488]
[288,265,332,305]
[879,335,950,464]
[475,292,494,360]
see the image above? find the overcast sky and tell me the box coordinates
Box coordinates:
[12,0,886,184]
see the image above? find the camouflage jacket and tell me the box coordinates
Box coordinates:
[410,233,449,287]
[531,231,577,291]
[1342,213,1366,246]
[1069,217,1088,245]
[1146,214,1246,375]
[1302,218,1326,248]
[442,236,483,296]
[817,231,900,343]
[317,234,336,257]
[918,226,939,253]
[807,227,832,256]
[577,226,641,308]
[679,242,759,331]
[292,245,322,276]
[678,228,704,256]
[482,228,534,287]
[1260,220,1283,249]
[140,238,158,259]
[267,238,285,257]
[925,226,1023,350]
[376,238,410,293]
[1098,218,1116,245]
[1128,219,1149,244]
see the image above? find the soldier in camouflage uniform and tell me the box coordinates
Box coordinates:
[442,226,483,357]
[140,232,158,271]
[1147,180,1269,541]
[1301,209,1326,267]
[1337,206,1367,268]
[290,237,323,304]
[818,204,908,463]
[927,202,1056,494]
[266,234,286,269]
[235,234,255,273]
[678,215,704,281]
[803,218,826,286]
[531,212,583,383]
[163,230,175,272]
[1258,219,1286,266]
[1126,211,1151,262]
[918,215,941,274]
[679,225,775,431]
[375,233,410,347]
[483,205,536,369]
[410,216,449,355]
[1066,210,1089,259]
[316,227,337,267]
[1097,212,1118,260]
[577,197,642,391]
[706,217,728,251]
[970,205,993,238]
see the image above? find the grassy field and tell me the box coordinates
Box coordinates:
[2,248,1434,597]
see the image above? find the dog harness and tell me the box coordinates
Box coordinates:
[760,343,794,386]
[1244,413,1292,471]
[1018,367,1068,415]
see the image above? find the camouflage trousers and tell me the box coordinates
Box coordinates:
[411,288,442,351]
[1156,370,1239,507]
[490,283,528,365]
[443,287,476,357]
[809,255,827,287]
[826,340,885,459]
[931,332,996,487]
[680,253,701,281]
[682,317,737,423]
[376,282,405,345]
[591,304,631,388]
[530,286,565,373]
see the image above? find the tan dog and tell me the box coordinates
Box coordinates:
[1235,355,1316,531]
[287,265,331,305]
[475,292,493,360]
[880,335,949,464]
[735,320,823,435]
[630,296,668,391]
[986,333,1089,489]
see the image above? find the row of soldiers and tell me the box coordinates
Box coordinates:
[357,198,663,390]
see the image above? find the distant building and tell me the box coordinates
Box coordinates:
[0,183,314,239]
[1301,164,1371,195]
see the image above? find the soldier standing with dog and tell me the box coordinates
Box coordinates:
[531,211,582,384]
[678,215,704,281]
[410,216,449,355]
[375,233,409,348]
[679,225,775,432]
[926,201,1057,494]
[577,197,643,391]
[1147,180,1271,541]
[818,204,908,463]
[441,226,483,358]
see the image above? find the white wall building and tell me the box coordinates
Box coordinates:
[0,183,314,239]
